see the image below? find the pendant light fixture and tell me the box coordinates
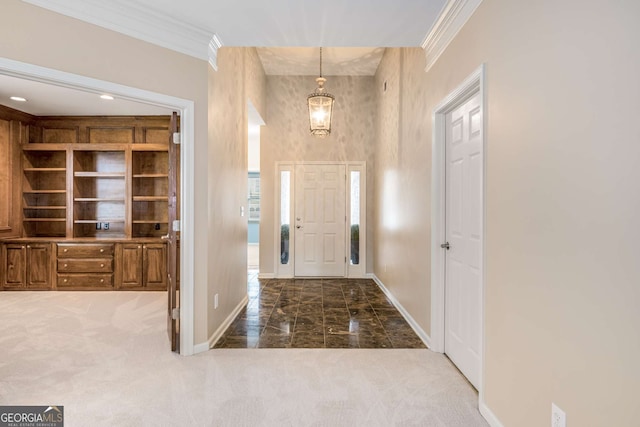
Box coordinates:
[307,47,335,137]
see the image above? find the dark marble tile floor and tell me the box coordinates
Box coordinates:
[214,275,427,349]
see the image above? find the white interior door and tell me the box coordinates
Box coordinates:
[294,164,346,277]
[444,92,482,389]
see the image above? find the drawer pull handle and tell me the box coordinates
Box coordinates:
[100,249,104,253]
[101,264,105,268]
[27,245,31,249]
[100,279,104,283]
[64,249,68,253]
[64,264,68,268]
[63,279,68,283]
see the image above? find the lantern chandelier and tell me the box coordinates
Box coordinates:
[307,47,335,137]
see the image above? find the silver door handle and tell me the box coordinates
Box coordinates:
[161,234,170,240]
[440,242,450,250]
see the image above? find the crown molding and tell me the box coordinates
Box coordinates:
[22,0,216,62]
[421,0,483,72]
[208,34,223,71]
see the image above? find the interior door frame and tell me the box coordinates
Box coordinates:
[0,57,197,355]
[431,64,485,389]
[275,161,366,279]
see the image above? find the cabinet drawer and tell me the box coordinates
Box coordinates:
[58,258,113,273]
[57,243,114,258]
[57,274,113,288]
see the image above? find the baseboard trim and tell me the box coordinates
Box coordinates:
[257,273,275,279]
[205,295,249,350]
[193,341,210,354]
[370,275,432,349]
[479,400,504,427]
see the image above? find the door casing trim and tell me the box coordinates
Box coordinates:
[431,63,485,391]
[274,161,366,279]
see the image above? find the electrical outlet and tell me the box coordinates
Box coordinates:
[214,293,219,309]
[552,403,566,427]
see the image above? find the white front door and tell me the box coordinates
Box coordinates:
[294,164,346,277]
[444,92,482,389]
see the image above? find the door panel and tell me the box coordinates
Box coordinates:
[4,245,25,288]
[144,244,166,288]
[445,92,482,389]
[26,244,51,289]
[294,164,346,277]
[120,244,143,288]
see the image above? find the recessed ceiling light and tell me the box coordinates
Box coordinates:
[10,96,27,102]
[100,94,114,100]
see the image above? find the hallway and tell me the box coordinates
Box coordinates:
[215,277,426,349]
[0,291,487,426]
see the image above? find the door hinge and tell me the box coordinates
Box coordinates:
[172,220,180,232]
[172,132,181,144]
[171,307,180,320]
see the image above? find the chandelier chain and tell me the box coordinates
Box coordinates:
[319,47,323,78]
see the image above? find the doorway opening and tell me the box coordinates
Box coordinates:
[0,58,196,355]
[247,101,264,285]
[275,161,366,278]
[431,64,485,392]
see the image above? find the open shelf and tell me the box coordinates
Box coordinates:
[22,149,67,237]
[74,198,125,202]
[23,206,67,210]
[133,196,168,201]
[24,168,66,172]
[23,190,66,194]
[74,172,125,178]
[133,173,168,178]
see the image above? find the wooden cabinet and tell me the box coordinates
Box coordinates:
[117,242,166,290]
[1,242,52,290]
[1,113,174,293]
[57,243,114,290]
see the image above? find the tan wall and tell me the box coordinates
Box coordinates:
[207,48,266,336]
[0,0,210,343]
[260,75,376,275]
[373,48,433,332]
[374,0,640,425]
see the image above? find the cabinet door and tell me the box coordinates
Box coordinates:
[26,243,51,289]
[120,244,143,288]
[3,244,26,288]
[143,243,166,289]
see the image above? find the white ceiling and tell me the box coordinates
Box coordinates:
[11,0,450,114]
[94,0,447,47]
[23,0,448,74]
[0,74,172,116]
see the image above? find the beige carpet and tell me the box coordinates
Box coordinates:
[0,291,488,426]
